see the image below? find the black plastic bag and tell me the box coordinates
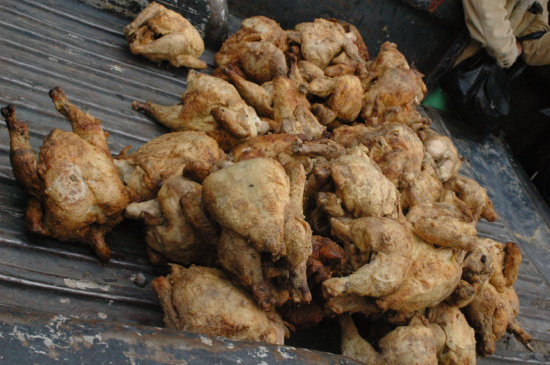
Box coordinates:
[442,51,511,130]
[441,31,546,131]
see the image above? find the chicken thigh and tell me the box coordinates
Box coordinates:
[124,2,206,69]
[152,265,287,344]
[2,88,130,262]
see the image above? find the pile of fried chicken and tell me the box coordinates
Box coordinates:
[2,3,531,363]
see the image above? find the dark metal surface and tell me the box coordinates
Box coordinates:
[0,0,549,363]
[0,308,361,364]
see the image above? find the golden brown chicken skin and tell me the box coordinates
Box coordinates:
[2,88,130,262]
[124,2,206,69]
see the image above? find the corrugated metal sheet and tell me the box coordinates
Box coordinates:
[0,0,549,363]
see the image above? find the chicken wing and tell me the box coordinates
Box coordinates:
[2,88,130,262]
[124,2,206,69]
[152,265,288,344]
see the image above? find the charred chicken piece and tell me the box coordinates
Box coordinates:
[124,2,206,69]
[132,71,268,150]
[340,315,438,365]
[115,131,225,201]
[152,265,288,344]
[322,216,414,298]
[125,175,218,265]
[2,88,130,262]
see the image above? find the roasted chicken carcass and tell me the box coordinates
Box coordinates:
[152,265,288,344]
[340,315,438,365]
[224,68,326,140]
[289,19,366,69]
[214,16,288,81]
[124,2,206,69]
[203,158,313,306]
[330,146,399,218]
[376,236,465,312]
[332,123,424,188]
[2,88,130,262]
[322,216,414,298]
[125,175,218,265]
[114,130,225,201]
[361,42,428,129]
[132,71,269,150]
[427,304,476,365]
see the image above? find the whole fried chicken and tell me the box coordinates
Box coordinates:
[214,16,288,80]
[132,71,269,150]
[125,175,218,265]
[340,315,438,365]
[330,146,399,218]
[124,2,206,69]
[152,265,288,344]
[361,43,428,129]
[332,123,424,188]
[290,19,366,69]
[322,216,413,298]
[427,304,476,365]
[2,88,130,262]
[203,158,290,257]
[114,130,225,201]
[377,236,465,312]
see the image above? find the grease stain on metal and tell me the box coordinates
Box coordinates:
[63,278,111,292]
[199,335,213,346]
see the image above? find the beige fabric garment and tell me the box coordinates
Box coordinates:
[459,0,550,67]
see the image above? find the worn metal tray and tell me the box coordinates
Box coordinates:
[0,0,549,363]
